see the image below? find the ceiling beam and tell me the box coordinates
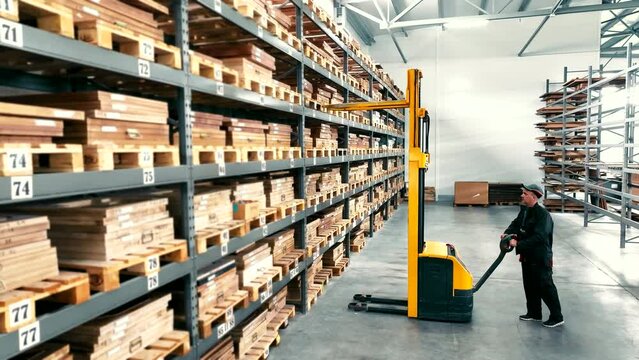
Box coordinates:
[601,8,636,33]
[389,0,409,37]
[390,0,424,24]
[518,0,531,11]
[390,32,408,63]
[479,0,488,15]
[518,0,563,57]
[498,0,515,14]
[345,3,384,24]
[463,0,488,15]
[438,0,443,18]
[385,1,639,29]
[346,8,376,45]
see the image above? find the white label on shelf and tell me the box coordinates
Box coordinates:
[140,38,154,60]
[329,235,335,247]
[214,0,221,12]
[267,278,272,287]
[328,72,331,80]
[217,323,227,338]
[311,62,315,69]
[329,197,333,205]
[289,157,294,168]
[259,214,266,226]
[81,5,99,16]
[137,59,151,78]
[341,155,345,162]
[328,115,332,121]
[6,149,28,171]
[260,291,268,303]
[314,204,318,212]
[34,119,55,127]
[312,110,316,118]
[265,346,270,359]
[260,160,266,171]
[103,112,121,120]
[289,104,293,112]
[9,299,32,328]
[216,83,224,96]
[140,150,153,166]
[225,307,234,319]
[218,163,226,176]
[142,168,155,185]
[221,229,230,242]
[1,0,15,12]
[147,273,159,290]
[146,256,160,272]
[311,12,315,20]
[313,251,319,260]
[214,68,223,81]
[262,225,268,237]
[11,176,32,200]
[328,155,332,163]
[289,266,298,278]
[257,26,263,38]
[18,321,40,350]
[312,157,316,165]
[0,19,23,48]
[221,243,228,256]
[260,95,265,105]
[288,47,292,56]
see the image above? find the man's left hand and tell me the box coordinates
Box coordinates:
[509,239,518,248]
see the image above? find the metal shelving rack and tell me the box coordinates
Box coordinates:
[0,0,406,357]
[539,44,639,248]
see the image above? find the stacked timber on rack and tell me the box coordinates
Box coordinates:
[223,117,268,148]
[201,337,235,360]
[349,134,369,152]
[305,173,321,203]
[227,180,268,223]
[232,243,280,301]
[0,102,85,175]
[264,174,295,207]
[59,294,178,359]
[259,229,301,273]
[373,160,383,176]
[189,112,226,146]
[313,83,343,107]
[0,215,59,292]
[6,91,176,171]
[231,309,277,359]
[349,163,369,187]
[322,243,348,276]
[308,124,338,149]
[349,192,369,219]
[265,287,295,331]
[205,43,277,95]
[16,197,175,261]
[350,225,366,252]
[13,343,73,360]
[266,124,293,147]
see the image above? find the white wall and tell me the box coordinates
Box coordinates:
[368,13,601,199]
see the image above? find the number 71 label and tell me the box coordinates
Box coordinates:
[0,19,23,48]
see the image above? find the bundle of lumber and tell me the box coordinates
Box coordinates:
[188,112,226,147]
[349,134,369,149]
[159,185,233,233]
[0,215,59,292]
[59,294,174,359]
[349,163,369,183]
[13,343,72,360]
[266,123,293,147]
[221,180,267,221]
[232,243,273,287]
[223,118,268,147]
[0,102,84,145]
[264,174,295,207]
[322,243,344,267]
[349,193,369,217]
[535,121,586,130]
[303,128,313,149]
[201,43,275,87]
[313,83,339,106]
[201,337,235,360]
[308,124,337,149]
[230,309,269,358]
[373,184,385,202]
[7,91,170,146]
[316,168,341,193]
[197,259,238,315]
[317,206,342,236]
[266,287,288,322]
[305,173,321,197]
[305,218,320,243]
[15,197,175,261]
[373,160,384,175]
[260,229,295,263]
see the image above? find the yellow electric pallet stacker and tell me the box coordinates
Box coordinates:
[327,69,513,322]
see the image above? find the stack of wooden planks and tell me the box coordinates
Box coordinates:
[313,83,340,107]
[16,197,175,261]
[188,112,226,147]
[7,91,170,146]
[223,118,268,148]
[264,174,295,207]
[308,124,338,149]
[59,294,174,359]
[197,259,239,316]
[305,219,319,243]
[349,163,369,184]
[266,123,293,147]
[233,243,273,288]
[317,206,342,237]
[349,193,369,218]
[201,337,235,360]
[230,309,269,358]
[316,169,341,194]
[373,160,384,175]
[305,173,321,198]
[226,180,267,221]
[0,215,59,292]
[322,243,344,268]
[191,186,234,231]
[0,101,84,145]
[13,343,73,360]
[349,134,370,150]
[203,43,276,91]
[266,287,288,323]
[260,229,295,264]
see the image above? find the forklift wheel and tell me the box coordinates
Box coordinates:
[348,302,368,312]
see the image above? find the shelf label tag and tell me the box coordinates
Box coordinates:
[218,163,226,176]
[311,62,315,69]
[142,168,155,184]
[257,26,263,38]
[221,243,229,256]
[214,68,223,81]
[260,160,266,171]
[291,212,296,222]
[9,299,33,328]
[214,0,221,12]
[11,176,32,200]
[259,214,266,226]
[311,12,315,20]
[312,109,316,118]
[221,229,229,242]
[314,204,318,212]
[137,59,151,78]
[140,38,154,60]
[147,273,159,290]
[140,150,153,167]
[216,83,224,96]
[0,19,23,48]
[312,157,316,165]
[146,256,160,273]
[18,321,40,350]
[6,149,29,171]
[289,266,298,278]
[262,225,268,237]
[289,103,293,112]
[1,0,15,12]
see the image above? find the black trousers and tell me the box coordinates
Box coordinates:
[522,262,563,320]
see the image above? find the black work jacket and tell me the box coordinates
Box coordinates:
[504,203,554,267]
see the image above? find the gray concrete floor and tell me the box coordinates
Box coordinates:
[270,203,639,360]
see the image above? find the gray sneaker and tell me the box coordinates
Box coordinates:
[542,318,564,328]
[519,314,542,321]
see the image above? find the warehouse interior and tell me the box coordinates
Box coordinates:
[0,0,638,359]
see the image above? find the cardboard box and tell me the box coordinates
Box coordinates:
[454,181,488,205]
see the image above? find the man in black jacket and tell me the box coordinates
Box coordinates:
[502,184,564,328]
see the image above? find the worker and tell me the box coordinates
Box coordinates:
[502,184,564,328]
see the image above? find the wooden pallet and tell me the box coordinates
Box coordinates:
[239,77,276,97]
[267,304,295,332]
[192,146,241,165]
[306,194,321,208]
[245,208,278,232]
[240,329,279,360]
[308,282,323,297]
[324,257,349,276]
[273,249,305,276]
[195,220,247,254]
[130,330,191,360]
[0,143,83,176]
[77,19,182,69]
[223,0,268,27]
[60,239,188,292]
[0,0,74,37]
[305,99,322,111]
[243,267,282,302]
[273,199,305,220]
[198,289,250,339]
[190,51,240,86]
[239,147,276,162]
[83,145,179,171]
[350,239,366,253]
[305,148,337,158]
[0,271,90,333]
[275,147,301,160]
[313,269,332,286]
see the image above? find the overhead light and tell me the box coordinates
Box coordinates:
[444,19,489,29]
